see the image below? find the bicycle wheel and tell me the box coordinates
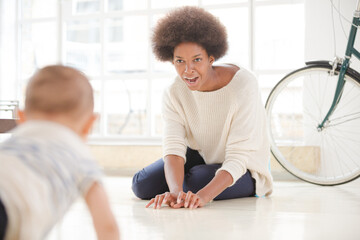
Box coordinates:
[266,64,360,185]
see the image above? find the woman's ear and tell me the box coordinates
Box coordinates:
[209,55,215,64]
[16,110,26,125]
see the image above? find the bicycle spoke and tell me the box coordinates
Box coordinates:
[327,131,351,178]
[328,114,360,127]
[330,111,360,122]
[326,129,360,145]
[305,75,323,116]
[317,72,327,117]
[329,129,360,173]
[334,140,360,171]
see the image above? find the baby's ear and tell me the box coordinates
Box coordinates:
[81,113,97,139]
[16,110,26,125]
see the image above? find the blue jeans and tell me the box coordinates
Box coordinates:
[0,198,7,240]
[132,148,256,200]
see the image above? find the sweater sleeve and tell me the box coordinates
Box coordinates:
[216,78,263,186]
[162,88,187,162]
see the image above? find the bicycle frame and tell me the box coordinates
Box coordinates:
[318,0,360,130]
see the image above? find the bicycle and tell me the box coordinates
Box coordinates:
[265,0,360,185]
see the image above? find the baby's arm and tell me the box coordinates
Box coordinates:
[85,182,120,240]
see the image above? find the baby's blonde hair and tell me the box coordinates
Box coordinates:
[25,65,94,120]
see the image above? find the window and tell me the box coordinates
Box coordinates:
[15,0,304,144]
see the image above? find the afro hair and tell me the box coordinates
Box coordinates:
[151,6,228,62]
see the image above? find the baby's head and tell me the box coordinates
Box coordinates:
[20,65,96,139]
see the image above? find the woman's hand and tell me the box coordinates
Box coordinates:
[146,170,232,209]
[146,191,208,209]
[177,191,207,209]
[146,192,182,209]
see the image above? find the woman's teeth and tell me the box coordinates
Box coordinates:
[185,77,197,83]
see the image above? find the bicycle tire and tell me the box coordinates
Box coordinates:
[266,64,360,185]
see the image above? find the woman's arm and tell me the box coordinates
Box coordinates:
[164,154,185,195]
[146,154,185,209]
[196,170,233,203]
[180,170,233,209]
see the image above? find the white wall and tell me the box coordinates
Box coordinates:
[305,0,359,69]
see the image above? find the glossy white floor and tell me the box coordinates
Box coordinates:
[47,176,360,240]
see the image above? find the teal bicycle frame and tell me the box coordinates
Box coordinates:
[318,0,360,130]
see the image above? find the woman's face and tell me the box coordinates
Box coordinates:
[173,42,215,91]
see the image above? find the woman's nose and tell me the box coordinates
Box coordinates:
[185,63,194,73]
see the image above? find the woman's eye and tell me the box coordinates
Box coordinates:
[176,59,184,63]
[194,58,201,62]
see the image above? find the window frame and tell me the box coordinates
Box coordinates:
[15,0,304,145]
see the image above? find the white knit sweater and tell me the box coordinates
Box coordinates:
[162,67,273,196]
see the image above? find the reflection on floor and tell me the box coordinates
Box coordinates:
[47,176,360,240]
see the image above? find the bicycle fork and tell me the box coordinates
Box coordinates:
[317,59,347,131]
[317,7,360,131]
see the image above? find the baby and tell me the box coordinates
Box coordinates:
[0,65,119,240]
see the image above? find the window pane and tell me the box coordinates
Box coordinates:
[151,55,175,74]
[151,78,174,136]
[257,73,286,104]
[72,0,100,14]
[151,0,196,9]
[255,4,304,70]
[202,0,247,5]
[16,0,305,141]
[104,79,148,136]
[21,0,57,19]
[0,101,18,119]
[105,16,148,74]
[107,0,147,11]
[150,14,174,74]
[20,22,58,79]
[89,80,102,135]
[64,19,101,75]
[210,8,249,68]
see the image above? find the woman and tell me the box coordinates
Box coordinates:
[132,6,273,209]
